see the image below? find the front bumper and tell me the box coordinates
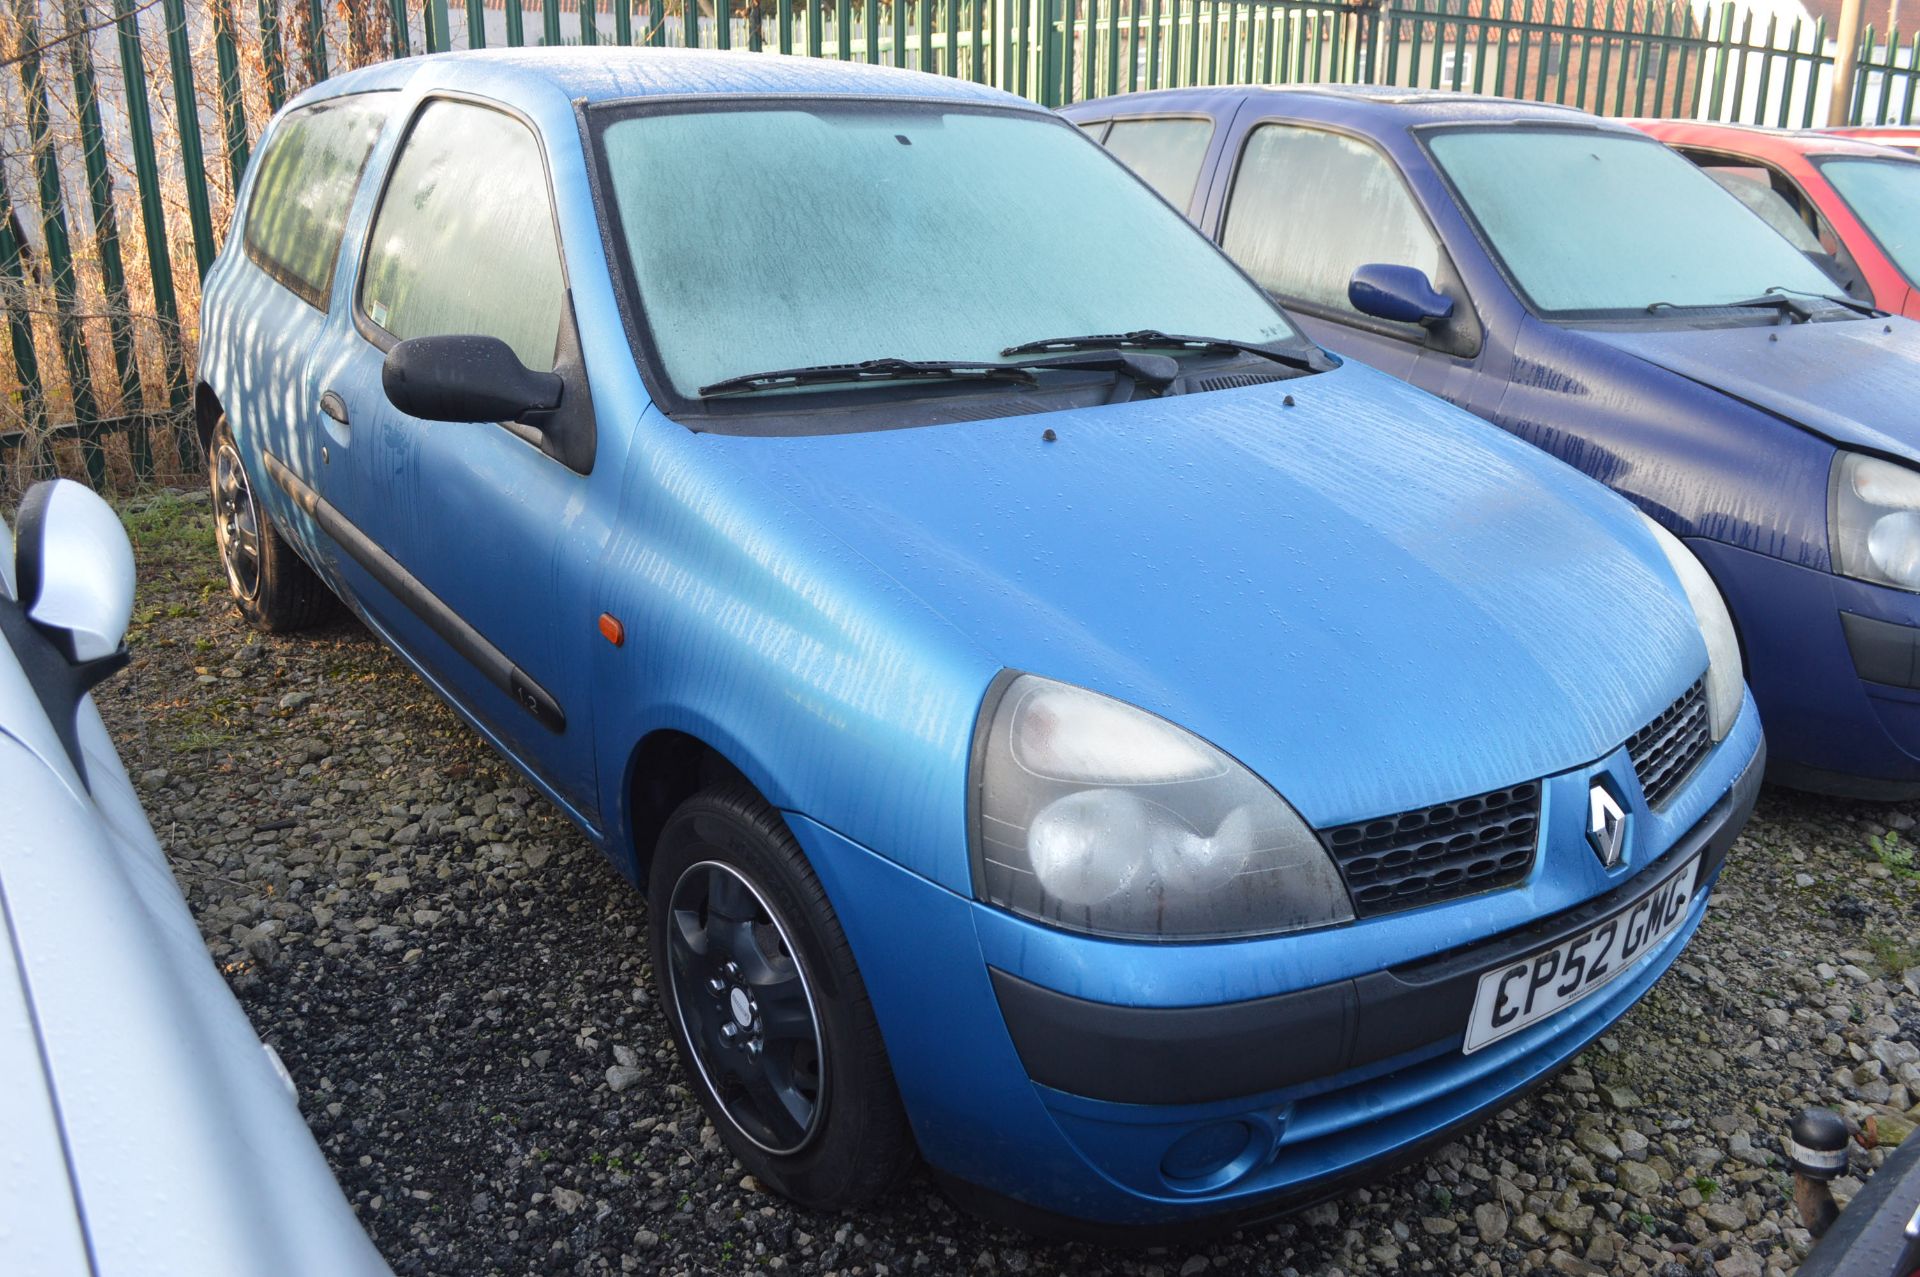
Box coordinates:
[1692,537,1920,797]
[789,695,1764,1230]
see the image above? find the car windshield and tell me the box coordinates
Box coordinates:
[1817,156,1920,287]
[593,101,1303,401]
[1426,127,1839,315]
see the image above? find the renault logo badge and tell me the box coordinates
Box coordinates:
[1587,780,1628,869]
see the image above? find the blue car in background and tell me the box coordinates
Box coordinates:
[1067,86,1920,799]
[197,50,1761,1233]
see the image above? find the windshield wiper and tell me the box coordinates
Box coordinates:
[1762,284,1885,317]
[1644,287,1875,323]
[1001,328,1326,374]
[698,350,1181,399]
[700,357,1038,398]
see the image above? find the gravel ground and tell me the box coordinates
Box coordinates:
[95,491,1920,1277]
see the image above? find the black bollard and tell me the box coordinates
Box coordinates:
[1785,1107,1851,1238]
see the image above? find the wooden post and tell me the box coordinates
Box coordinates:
[1830,0,1863,123]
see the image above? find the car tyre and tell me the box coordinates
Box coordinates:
[649,783,914,1209]
[208,414,335,632]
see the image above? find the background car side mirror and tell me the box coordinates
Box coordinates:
[13,479,135,662]
[382,334,564,425]
[1349,263,1456,327]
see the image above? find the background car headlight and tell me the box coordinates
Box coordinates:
[1831,451,1920,596]
[1636,512,1743,742]
[970,674,1353,940]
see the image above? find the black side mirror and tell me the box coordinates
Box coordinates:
[1349,263,1456,327]
[382,334,564,424]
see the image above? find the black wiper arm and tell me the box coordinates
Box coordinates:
[1647,293,1812,322]
[1001,328,1325,374]
[699,357,1038,398]
[1764,284,1886,317]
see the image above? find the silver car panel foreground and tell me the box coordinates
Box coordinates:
[0,481,387,1276]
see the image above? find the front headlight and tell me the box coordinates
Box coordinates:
[1830,451,1920,594]
[970,674,1353,940]
[1635,512,1743,742]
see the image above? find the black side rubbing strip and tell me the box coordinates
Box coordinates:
[1841,611,1920,690]
[262,450,566,733]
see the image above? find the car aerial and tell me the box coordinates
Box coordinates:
[0,481,388,1275]
[197,48,1763,1233]
[1068,85,1920,799]
[1635,119,1920,319]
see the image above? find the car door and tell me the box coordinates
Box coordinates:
[1202,118,1498,415]
[299,96,604,826]
[222,94,391,571]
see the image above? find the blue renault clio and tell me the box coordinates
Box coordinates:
[198,49,1762,1233]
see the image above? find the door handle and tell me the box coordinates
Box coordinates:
[320,390,350,425]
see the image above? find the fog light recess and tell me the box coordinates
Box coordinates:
[1159,1120,1267,1192]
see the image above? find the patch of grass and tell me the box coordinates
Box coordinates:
[1694,1175,1718,1198]
[1867,931,1920,977]
[1628,1209,1659,1234]
[119,493,215,562]
[1868,830,1918,879]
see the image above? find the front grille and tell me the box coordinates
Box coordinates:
[1319,781,1542,918]
[1627,677,1711,809]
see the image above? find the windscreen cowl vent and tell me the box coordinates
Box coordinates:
[1184,372,1292,394]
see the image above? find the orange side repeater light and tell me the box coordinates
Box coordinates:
[598,613,625,647]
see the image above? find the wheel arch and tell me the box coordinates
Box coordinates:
[195,381,224,461]
[619,726,761,887]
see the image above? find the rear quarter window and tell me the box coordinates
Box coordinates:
[243,96,391,309]
[1103,117,1216,210]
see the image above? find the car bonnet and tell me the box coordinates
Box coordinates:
[705,360,1708,828]
[1584,314,1920,466]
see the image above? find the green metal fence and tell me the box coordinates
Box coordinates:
[4,0,1918,495]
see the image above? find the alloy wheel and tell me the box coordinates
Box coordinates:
[212,439,263,601]
[664,860,826,1155]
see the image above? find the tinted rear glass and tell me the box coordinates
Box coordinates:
[1103,117,1216,209]
[244,96,390,308]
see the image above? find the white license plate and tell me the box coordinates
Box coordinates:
[1463,855,1700,1054]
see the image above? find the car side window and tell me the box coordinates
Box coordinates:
[243,96,390,309]
[1221,124,1443,334]
[359,99,566,372]
[1681,151,1869,297]
[1692,161,1824,253]
[1102,117,1216,210]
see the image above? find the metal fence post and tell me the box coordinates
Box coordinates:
[162,0,219,279]
[113,0,189,425]
[14,0,107,487]
[1,190,52,482]
[65,0,151,477]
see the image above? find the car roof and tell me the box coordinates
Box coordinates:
[1065,83,1619,130]
[1634,117,1920,160]
[300,45,1037,111]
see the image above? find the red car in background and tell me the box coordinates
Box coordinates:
[1822,125,1920,156]
[1635,120,1920,318]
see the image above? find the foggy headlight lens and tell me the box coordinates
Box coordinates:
[1636,512,1743,742]
[1832,452,1920,593]
[971,675,1353,940]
